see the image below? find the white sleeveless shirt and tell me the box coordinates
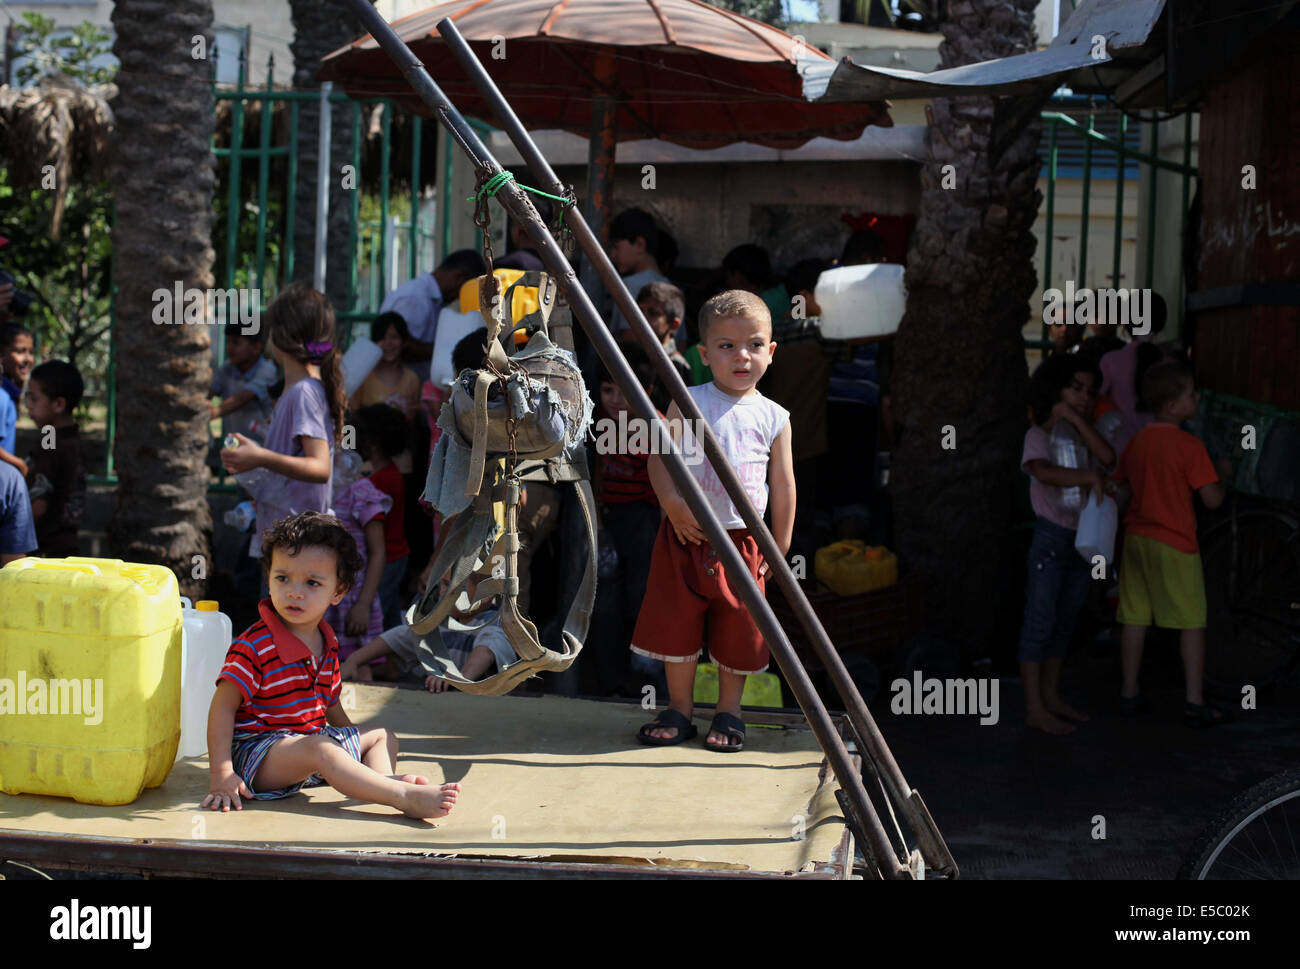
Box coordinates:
[687,383,790,529]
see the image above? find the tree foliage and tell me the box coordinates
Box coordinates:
[1,16,117,409]
[12,12,116,87]
[706,0,789,29]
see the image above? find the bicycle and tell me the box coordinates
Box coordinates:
[1179,768,1300,879]
[1199,494,1300,698]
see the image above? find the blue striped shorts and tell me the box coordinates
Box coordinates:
[230,725,364,800]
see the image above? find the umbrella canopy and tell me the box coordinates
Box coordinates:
[318,0,892,150]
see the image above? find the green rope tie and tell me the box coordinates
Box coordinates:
[467,170,571,205]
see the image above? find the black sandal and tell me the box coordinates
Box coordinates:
[637,708,698,746]
[1184,701,1227,728]
[705,712,746,752]
[1118,694,1150,717]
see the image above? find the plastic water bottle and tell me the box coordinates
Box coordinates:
[1049,420,1085,510]
[177,598,233,760]
[223,500,255,532]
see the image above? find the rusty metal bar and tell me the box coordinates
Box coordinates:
[428,15,954,878]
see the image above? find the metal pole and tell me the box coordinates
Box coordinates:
[314,81,333,292]
[335,0,920,879]
[1080,110,1093,291]
[254,56,274,294]
[410,115,422,278]
[1043,118,1056,360]
[1112,113,1126,289]
[379,99,392,295]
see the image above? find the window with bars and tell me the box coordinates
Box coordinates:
[1040,108,1143,179]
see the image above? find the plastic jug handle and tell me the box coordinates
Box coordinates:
[180,596,193,610]
[27,561,101,575]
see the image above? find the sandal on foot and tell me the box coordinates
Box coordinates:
[1118,694,1149,717]
[1184,701,1227,727]
[705,712,746,752]
[637,709,698,746]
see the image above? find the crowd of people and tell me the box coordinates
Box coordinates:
[0,201,1235,797]
[1020,295,1233,733]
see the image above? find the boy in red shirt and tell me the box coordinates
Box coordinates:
[1112,361,1233,726]
[204,511,461,816]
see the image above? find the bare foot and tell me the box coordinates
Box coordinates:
[425,675,450,694]
[394,773,431,786]
[398,780,461,819]
[1045,698,1089,722]
[1026,711,1076,735]
[705,730,740,747]
[647,707,693,741]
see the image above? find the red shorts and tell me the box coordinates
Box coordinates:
[630,519,770,675]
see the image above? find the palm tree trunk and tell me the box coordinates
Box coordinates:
[890,0,1043,665]
[289,0,371,311]
[108,0,216,598]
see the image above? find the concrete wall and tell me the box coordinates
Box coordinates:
[552,157,920,273]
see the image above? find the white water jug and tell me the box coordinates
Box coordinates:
[815,263,907,340]
[177,597,233,760]
[340,337,383,398]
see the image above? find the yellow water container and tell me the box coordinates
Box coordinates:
[814,540,899,596]
[0,557,182,805]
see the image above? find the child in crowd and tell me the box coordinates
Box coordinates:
[635,290,795,751]
[340,574,516,691]
[590,343,664,696]
[1112,360,1232,726]
[1095,293,1168,461]
[203,511,460,817]
[607,207,669,333]
[23,360,86,558]
[623,281,690,407]
[1018,355,1116,735]
[354,404,410,631]
[350,312,419,475]
[323,446,390,678]
[0,322,34,477]
[221,284,344,588]
[210,328,277,443]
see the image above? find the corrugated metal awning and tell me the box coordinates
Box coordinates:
[804,0,1165,103]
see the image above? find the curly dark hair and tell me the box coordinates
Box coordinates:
[1029,353,1102,426]
[260,511,364,590]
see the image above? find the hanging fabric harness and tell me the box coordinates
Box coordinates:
[404,267,597,695]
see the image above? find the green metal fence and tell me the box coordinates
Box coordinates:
[97,52,466,487]
[1035,101,1198,355]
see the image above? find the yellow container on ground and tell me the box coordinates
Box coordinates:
[0,557,182,805]
[814,540,899,596]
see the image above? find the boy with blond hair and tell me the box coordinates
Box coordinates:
[633,290,795,751]
[1112,360,1232,726]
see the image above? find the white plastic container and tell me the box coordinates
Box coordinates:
[177,597,233,760]
[340,337,383,397]
[1075,494,1119,566]
[814,263,907,340]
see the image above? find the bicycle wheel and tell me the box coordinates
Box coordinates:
[1201,508,1300,696]
[1179,769,1300,879]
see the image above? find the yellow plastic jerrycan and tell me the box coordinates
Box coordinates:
[814,540,899,596]
[0,556,183,805]
[461,269,542,345]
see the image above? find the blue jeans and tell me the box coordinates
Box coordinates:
[379,554,409,631]
[1017,518,1091,663]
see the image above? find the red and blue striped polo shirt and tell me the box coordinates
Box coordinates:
[218,599,342,734]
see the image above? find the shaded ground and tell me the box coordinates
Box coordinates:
[858,644,1300,879]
